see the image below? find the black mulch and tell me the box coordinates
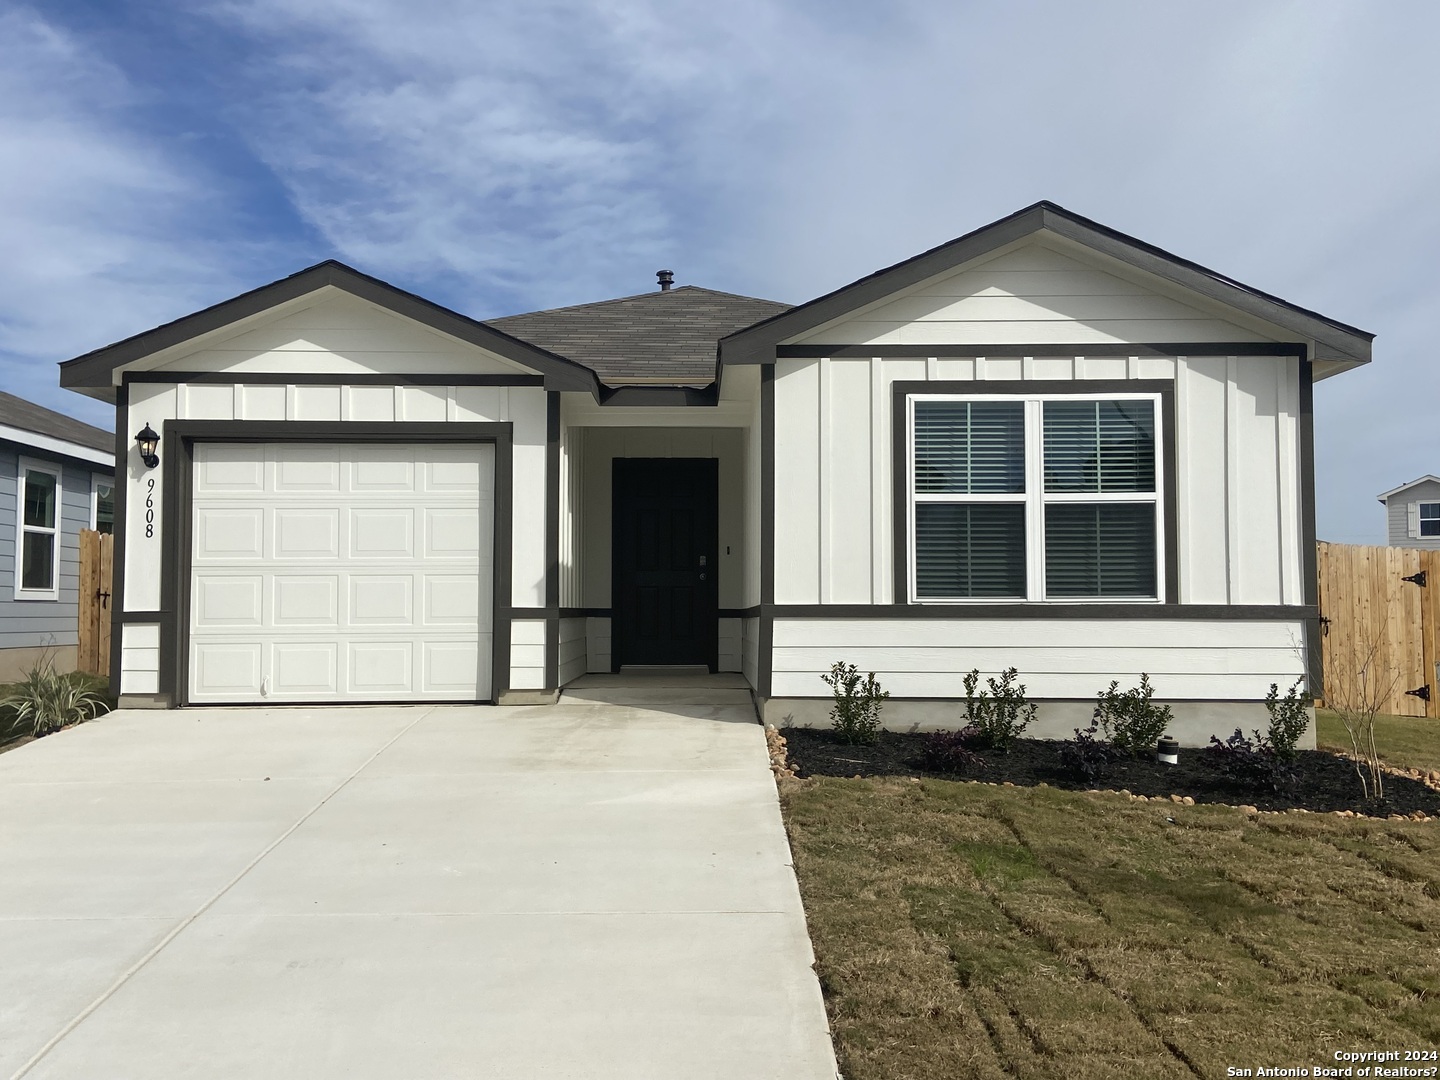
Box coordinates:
[780,727,1440,818]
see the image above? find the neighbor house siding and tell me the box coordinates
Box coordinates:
[0,445,95,651]
[1384,479,1440,550]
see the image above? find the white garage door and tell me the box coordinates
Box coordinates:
[188,442,494,703]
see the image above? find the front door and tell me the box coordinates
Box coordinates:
[612,458,718,670]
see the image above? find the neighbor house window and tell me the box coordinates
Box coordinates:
[91,475,115,535]
[909,394,1163,602]
[1421,503,1440,538]
[15,459,62,601]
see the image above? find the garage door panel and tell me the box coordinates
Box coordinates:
[349,575,415,626]
[274,576,340,627]
[190,442,493,703]
[350,642,413,693]
[194,575,264,628]
[271,642,339,695]
[193,641,263,696]
[274,509,341,559]
[422,640,482,693]
[424,508,481,559]
[349,508,415,559]
[196,508,265,560]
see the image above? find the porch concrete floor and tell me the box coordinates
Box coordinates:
[0,689,836,1079]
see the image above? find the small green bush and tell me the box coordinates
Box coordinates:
[961,668,1036,753]
[1264,679,1310,762]
[820,661,889,746]
[1,661,111,739]
[1094,674,1172,757]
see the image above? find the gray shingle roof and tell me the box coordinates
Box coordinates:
[489,286,790,386]
[0,391,112,454]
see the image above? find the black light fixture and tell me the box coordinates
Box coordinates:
[135,423,160,469]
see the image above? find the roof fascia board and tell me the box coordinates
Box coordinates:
[720,202,1372,366]
[59,261,602,398]
[0,425,114,467]
[1377,475,1440,502]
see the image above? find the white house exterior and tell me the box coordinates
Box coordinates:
[59,203,1373,743]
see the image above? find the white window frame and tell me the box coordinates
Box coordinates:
[15,457,62,602]
[1421,502,1440,538]
[90,473,115,533]
[907,392,1165,604]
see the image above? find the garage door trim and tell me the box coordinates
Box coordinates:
[162,421,514,706]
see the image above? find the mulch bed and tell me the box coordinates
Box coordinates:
[780,726,1440,819]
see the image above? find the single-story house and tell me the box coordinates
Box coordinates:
[1377,476,1440,550]
[58,202,1373,742]
[0,391,115,680]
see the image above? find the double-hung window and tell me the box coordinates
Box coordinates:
[909,392,1163,602]
[15,459,62,601]
[1420,503,1440,539]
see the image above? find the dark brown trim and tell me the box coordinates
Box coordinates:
[162,420,514,706]
[890,380,1178,605]
[107,384,129,699]
[544,392,560,690]
[112,609,168,623]
[124,372,544,387]
[60,260,601,401]
[766,603,1316,620]
[759,365,775,699]
[598,385,718,407]
[553,607,758,619]
[720,201,1372,367]
[777,342,1308,359]
[509,607,554,619]
[1298,350,1322,696]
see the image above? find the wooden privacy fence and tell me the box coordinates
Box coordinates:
[77,529,114,677]
[1316,541,1440,718]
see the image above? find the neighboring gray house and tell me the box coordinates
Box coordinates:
[0,392,115,680]
[1378,476,1440,549]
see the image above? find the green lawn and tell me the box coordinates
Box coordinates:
[1316,708,1440,774]
[782,778,1440,1080]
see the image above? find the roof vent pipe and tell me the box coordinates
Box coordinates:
[657,269,674,291]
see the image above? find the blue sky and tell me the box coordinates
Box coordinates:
[4,0,1437,542]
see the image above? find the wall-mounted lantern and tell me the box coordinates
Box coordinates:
[134,423,160,469]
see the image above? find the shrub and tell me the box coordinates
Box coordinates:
[1,661,111,739]
[1094,674,1173,757]
[1057,718,1117,784]
[961,668,1036,753]
[1264,679,1310,762]
[820,661,889,746]
[921,726,986,775]
[1204,728,1297,794]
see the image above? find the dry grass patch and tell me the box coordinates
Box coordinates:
[782,778,1440,1080]
[1316,708,1440,774]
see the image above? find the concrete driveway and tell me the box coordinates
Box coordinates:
[0,678,837,1079]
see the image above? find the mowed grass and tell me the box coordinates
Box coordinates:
[782,778,1440,1080]
[1316,708,1440,774]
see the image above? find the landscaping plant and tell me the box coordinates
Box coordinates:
[1264,678,1310,762]
[959,668,1036,752]
[820,661,889,746]
[921,727,986,775]
[1,660,111,738]
[1093,674,1172,756]
[1057,717,1117,784]
[1325,636,1402,801]
[1205,728,1297,794]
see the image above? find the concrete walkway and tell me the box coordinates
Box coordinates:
[0,679,837,1079]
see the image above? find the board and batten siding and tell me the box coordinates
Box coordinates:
[114,292,552,699]
[0,446,97,651]
[1384,479,1440,551]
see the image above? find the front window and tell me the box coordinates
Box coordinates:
[1421,502,1440,538]
[92,476,115,535]
[16,460,61,600]
[909,394,1162,602]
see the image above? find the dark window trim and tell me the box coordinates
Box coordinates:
[123,372,544,387]
[891,379,1178,607]
[777,342,1307,359]
[159,420,514,707]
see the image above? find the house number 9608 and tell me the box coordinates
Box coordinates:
[144,478,155,538]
